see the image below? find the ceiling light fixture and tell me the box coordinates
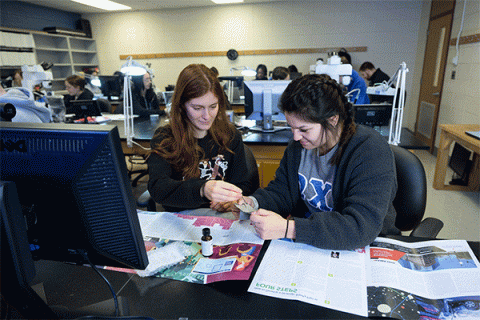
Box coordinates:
[71,0,131,11]
[211,0,244,4]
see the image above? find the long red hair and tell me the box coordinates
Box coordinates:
[151,64,235,179]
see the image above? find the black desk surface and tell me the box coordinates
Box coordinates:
[112,117,429,150]
[32,236,479,319]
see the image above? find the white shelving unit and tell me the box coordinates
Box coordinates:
[0,30,35,80]
[1,27,99,92]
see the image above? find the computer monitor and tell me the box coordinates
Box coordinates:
[70,99,103,120]
[0,122,149,270]
[218,76,244,102]
[98,75,123,101]
[353,103,393,127]
[243,80,291,132]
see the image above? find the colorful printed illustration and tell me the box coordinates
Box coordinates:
[368,287,480,320]
[105,237,262,284]
[370,242,477,272]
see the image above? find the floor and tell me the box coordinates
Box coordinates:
[128,150,480,242]
[413,150,479,241]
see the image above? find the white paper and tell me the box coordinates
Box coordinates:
[137,210,263,245]
[248,239,369,317]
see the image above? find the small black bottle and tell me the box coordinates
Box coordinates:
[201,228,213,257]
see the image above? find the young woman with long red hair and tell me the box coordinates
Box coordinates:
[147,64,254,213]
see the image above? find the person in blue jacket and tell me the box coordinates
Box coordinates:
[238,74,399,250]
[337,50,370,104]
[347,69,370,104]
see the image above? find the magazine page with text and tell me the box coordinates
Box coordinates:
[367,237,480,319]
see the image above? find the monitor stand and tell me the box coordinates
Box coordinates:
[248,115,289,133]
[249,125,288,133]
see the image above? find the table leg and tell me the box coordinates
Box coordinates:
[433,130,453,190]
[433,130,480,192]
[469,153,480,191]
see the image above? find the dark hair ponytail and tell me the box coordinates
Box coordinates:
[280,74,356,165]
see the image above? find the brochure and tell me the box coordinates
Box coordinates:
[103,211,264,284]
[249,237,480,319]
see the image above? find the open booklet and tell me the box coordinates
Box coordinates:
[249,237,480,319]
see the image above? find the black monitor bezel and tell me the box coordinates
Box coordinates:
[353,103,393,127]
[98,75,123,100]
[0,122,148,270]
[70,99,103,119]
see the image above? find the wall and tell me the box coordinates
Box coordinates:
[438,0,480,139]
[0,1,80,31]
[83,0,426,129]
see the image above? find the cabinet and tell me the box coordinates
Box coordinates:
[246,144,286,188]
[0,27,99,92]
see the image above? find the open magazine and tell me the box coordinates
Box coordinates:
[249,237,480,319]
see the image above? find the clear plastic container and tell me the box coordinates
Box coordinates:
[46,95,66,123]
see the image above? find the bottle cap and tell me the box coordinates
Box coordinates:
[202,228,210,237]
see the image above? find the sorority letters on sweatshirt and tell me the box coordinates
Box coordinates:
[199,155,228,180]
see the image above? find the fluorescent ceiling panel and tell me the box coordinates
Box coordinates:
[71,0,131,11]
[211,0,243,4]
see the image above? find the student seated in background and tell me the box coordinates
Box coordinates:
[237,74,399,250]
[359,62,390,86]
[288,65,298,73]
[12,69,23,87]
[288,65,303,80]
[63,74,94,114]
[147,64,254,213]
[255,64,268,80]
[210,66,219,77]
[115,71,164,117]
[272,66,290,80]
[337,50,370,104]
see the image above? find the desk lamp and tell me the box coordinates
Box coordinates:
[387,62,408,145]
[230,66,257,77]
[78,72,101,89]
[121,56,148,148]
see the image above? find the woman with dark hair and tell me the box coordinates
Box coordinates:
[63,74,94,113]
[239,74,399,250]
[255,64,268,80]
[115,72,163,117]
[148,64,253,213]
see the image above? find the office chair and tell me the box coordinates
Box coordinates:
[96,98,112,113]
[128,156,149,187]
[243,144,260,194]
[137,145,260,211]
[391,145,444,238]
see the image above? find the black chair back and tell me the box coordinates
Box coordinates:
[391,145,427,231]
[244,145,260,195]
[96,98,112,113]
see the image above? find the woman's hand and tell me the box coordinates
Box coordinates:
[202,180,242,203]
[250,209,293,240]
[210,201,236,213]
